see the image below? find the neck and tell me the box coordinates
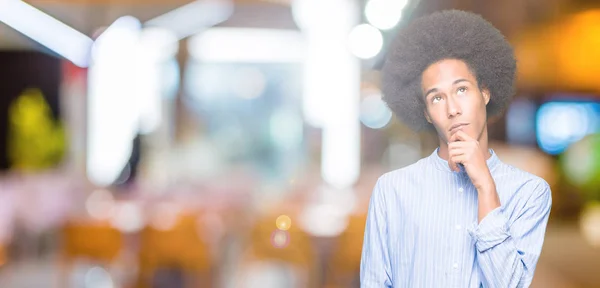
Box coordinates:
[437,126,490,161]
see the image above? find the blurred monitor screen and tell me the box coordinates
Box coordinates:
[536,97,600,155]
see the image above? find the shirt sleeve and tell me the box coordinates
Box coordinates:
[467,179,552,288]
[360,178,393,288]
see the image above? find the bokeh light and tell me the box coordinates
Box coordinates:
[110,201,144,233]
[365,0,407,30]
[275,215,292,231]
[84,266,114,288]
[348,24,383,59]
[149,202,180,231]
[85,189,115,220]
[359,93,393,129]
[298,202,350,237]
[580,202,600,248]
[561,134,600,194]
[536,101,600,155]
[271,230,290,249]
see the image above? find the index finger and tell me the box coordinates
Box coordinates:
[450,130,471,142]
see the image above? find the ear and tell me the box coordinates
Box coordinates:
[482,88,490,105]
[424,109,432,123]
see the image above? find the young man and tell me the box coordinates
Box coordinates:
[360,10,552,288]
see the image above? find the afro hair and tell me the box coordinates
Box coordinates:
[381,10,517,131]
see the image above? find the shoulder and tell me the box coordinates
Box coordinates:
[378,156,428,183]
[495,161,552,203]
[372,157,429,197]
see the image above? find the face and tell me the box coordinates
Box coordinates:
[421,58,490,143]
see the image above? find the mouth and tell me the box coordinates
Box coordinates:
[449,123,469,133]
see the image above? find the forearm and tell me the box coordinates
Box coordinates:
[469,192,551,288]
[475,229,531,287]
[469,170,552,288]
[475,183,528,287]
[477,182,501,223]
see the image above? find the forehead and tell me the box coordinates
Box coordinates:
[421,59,476,89]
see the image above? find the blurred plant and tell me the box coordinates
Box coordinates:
[560,133,600,202]
[7,88,66,171]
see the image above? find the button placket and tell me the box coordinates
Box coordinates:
[451,175,467,276]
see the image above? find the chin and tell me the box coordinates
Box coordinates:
[449,127,473,140]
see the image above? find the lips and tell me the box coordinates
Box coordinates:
[449,123,468,132]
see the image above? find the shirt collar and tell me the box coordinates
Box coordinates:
[428,147,500,174]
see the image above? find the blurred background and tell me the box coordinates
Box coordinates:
[0,0,599,287]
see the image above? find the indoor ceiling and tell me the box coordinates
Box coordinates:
[0,0,295,50]
[0,0,573,48]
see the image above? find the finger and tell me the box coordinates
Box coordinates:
[448,158,459,172]
[448,152,463,172]
[448,143,464,172]
[451,130,473,142]
[448,141,468,150]
[449,132,459,143]
[449,159,461,172]
[449,147,466,157]
[449,130,464,143]
[450,154,467,171]
[449,149,465,172]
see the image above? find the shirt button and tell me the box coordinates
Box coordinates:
[453,263,459,269]
[455,224,462,230]
[458,187,464,193]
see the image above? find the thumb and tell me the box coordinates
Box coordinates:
[448,157,460,172]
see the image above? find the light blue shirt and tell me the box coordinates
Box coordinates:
[360,148,552,288]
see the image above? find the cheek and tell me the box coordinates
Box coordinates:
[426,105,445,122]
[425,109,448,130]
[463,94,486,114]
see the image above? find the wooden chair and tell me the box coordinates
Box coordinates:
[60,220,124,287]
[136,213,213,288]
[324,213,367,288]
[235,212,318,288]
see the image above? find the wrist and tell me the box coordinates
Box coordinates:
[475,176,496,194]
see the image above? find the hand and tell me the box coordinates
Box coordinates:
[448,130,494,190]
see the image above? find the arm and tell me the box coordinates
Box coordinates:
[360,179,393,287]
[468,180,552,288]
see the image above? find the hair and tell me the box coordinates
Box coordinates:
[381,9,517,131]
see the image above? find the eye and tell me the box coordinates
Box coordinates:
[431,95,442,103]
[457,86,468,94]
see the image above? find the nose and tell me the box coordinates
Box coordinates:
[446,95,462,118]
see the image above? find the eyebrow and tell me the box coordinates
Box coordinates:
[453,78,471,85]
[424,79,472,98]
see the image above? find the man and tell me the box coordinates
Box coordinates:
[360,10,552,288]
